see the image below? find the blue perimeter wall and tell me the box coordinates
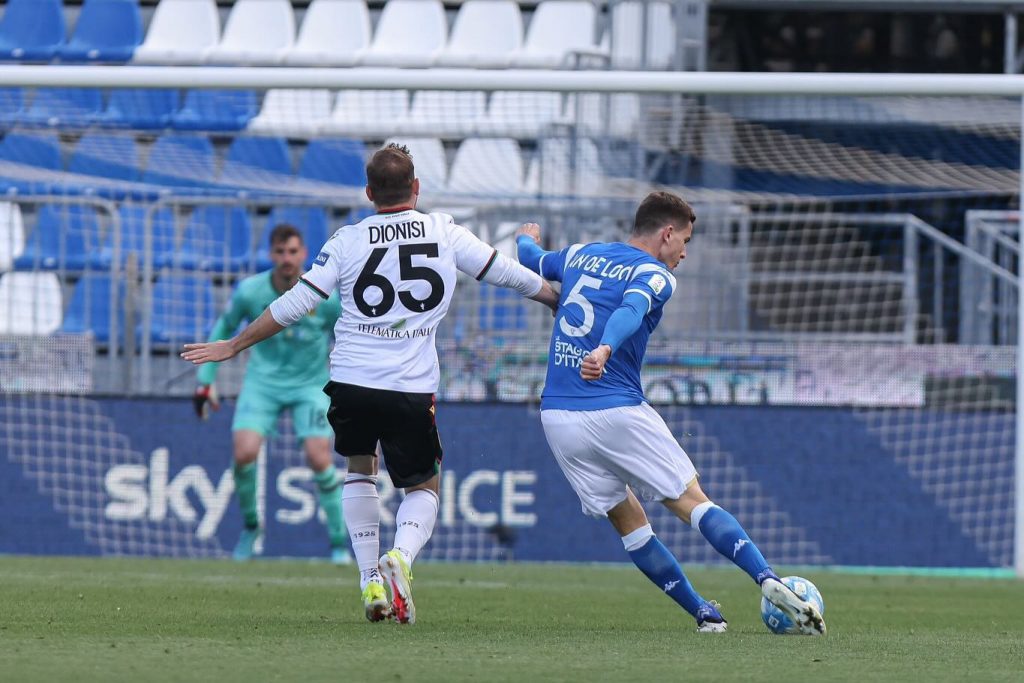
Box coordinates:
[0,398,1008,568]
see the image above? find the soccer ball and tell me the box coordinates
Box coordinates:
[760,575,825,634]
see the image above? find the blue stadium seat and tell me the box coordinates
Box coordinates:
[92,203,177,269]
[59,0,144,63]
[141,134,216,188]
[256,206,330,269]
[0,0,66,61]
[0,132,62,193]
[148,274,216,344]
[21,88,105,128]
[177,206,253,272]
[220,136,293,188]
[60,272,124,343]
[98,89,180,129]
[297,138,366,187]
[14,204,102,272]
[69,133,140,183]
[172,90,259,131]
[478,284,528,333]
[0,88,26,126]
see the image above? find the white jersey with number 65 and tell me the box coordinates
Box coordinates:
[288,208,542,394]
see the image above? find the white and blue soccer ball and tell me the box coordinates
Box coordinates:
[760,576,825,634]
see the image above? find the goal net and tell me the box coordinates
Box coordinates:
[0,71,1019,573]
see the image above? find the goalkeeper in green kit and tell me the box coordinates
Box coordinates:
[194,223,349,564]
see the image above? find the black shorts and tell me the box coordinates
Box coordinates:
[323,381,443,489]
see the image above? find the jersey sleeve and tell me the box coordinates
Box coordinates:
[447,220,501,280]
[623,265,677,314]
[196,284,249,385]
[299,235,344,300]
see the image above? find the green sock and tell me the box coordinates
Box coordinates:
[314,464,346,548]
[233,462,260,530]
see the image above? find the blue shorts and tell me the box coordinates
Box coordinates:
[232,379,332,442]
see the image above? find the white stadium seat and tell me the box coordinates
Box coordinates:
[0,202,25,272]
[478,91,567,138]
[248,89,334,138]
[446,138,524,196]
[360,0,447,68]
[0,272,63,335]
[283,0,371,67]
[609,1,676,69]
[133,0,220,65]
[435,0,523,68]
[323,90,410,137]
[384,137,447,196]
[394,91,486,138]
[572,93,642,137]
[524,137,603,197]
[205,0,296,65]
[507,1,598,69]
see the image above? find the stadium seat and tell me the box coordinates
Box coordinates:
[0,132,62,193]
[0,201,25,271]
[172,90,259,131]
[60,272,123,343]
[147,273,216,344]
[395,91,486,138]
[220,136,293,190]
[360,0,447,68]
[446,138,524,196]
[98,88,180,129]
[477,283,527,333]
[435,0,523,68]
[176,206,253,272]
[247,89,334,138]
[0,0,66,62]
[478,92,567,138]
[14,204,102,272]
[59,0,144,63]
[21,88,105,128]
[68,133,141,184]
[608,1,675,70]
[323,90,409,137]
[574,93,641,138]
[523,137,603,197]
[0,272,62,335]
[92,203,177,269]
[133,0,220,65]
[141,134,216,188]
[256,206,330,269]
[297,138,366,187]
[205,0,295,65]
[383,137,447,196]
[507,1,598,69]
[0,88,26,126]
[283,0,370,67]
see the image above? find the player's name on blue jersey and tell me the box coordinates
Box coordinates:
[565,251,637,281]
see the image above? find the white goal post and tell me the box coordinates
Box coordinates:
[0,65,1021,576]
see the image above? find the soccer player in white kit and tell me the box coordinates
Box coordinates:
[516,192,826,635]
[183,144,559,624]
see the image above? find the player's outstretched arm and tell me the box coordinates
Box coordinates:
[516,223,548,274]
[181,308,285,365]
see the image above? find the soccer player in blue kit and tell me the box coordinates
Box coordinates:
[517,191,826,635]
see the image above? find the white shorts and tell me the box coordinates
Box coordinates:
[540,403,698,518]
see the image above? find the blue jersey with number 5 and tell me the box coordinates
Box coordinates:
[536,242,676,411]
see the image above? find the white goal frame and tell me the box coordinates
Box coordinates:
[0,65,1021,577]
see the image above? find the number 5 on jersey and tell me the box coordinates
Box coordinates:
[559,274,602,337]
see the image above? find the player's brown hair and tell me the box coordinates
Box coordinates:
[366,143,415,207]
[631,191,696,236]
[268,223,303,246]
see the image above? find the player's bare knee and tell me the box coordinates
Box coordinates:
[346,454,376,476]
[406,474,440,496]
[303,438,333,472]
[607,494,649,536]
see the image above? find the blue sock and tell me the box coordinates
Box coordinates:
[627,533,705,619]
[694,503,776,585]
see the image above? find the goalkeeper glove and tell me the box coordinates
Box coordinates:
[193,384,220,420]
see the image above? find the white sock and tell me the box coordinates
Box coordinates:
[342,473,381,590]
[392,489,439,566]
[621,524,655,552]
[690,501,716,529]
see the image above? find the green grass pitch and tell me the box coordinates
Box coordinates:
[1,556,1022,682]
